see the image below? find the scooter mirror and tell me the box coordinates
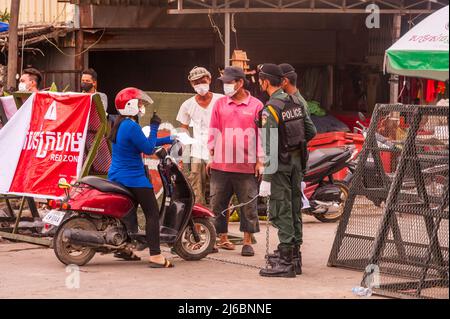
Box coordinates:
[358,112,366,122]
[58,178,71,189]
[169,140,184,160]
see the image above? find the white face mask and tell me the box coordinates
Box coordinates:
[194,84,210,96]
[18,82,28,92]
[223,83,237,97]
[138,106,146,117]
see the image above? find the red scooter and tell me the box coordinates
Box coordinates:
[46,140,217,266]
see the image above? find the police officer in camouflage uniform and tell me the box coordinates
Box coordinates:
[258,64,316,278]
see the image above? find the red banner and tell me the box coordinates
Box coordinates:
[9,93,91,198]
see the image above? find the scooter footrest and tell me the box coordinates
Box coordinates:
[160,226,178,244]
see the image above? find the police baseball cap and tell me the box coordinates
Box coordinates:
[279,63,297,76]
[188,66,211,81]
[218,66,246,82]
[258,63,284,79]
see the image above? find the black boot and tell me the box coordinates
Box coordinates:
[260,246,296,278]
[293,249,302,275]
[267,245,302,275]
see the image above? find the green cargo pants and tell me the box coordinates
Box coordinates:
[269,162,303,249]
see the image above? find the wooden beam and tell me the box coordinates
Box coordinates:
[6,0,20,91]
[0,231,52,247]
[75,30,84,92]
[168,8,439,14]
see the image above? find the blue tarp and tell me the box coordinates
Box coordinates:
[0,22,9,32]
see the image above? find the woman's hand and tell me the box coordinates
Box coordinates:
[150,112,162,126]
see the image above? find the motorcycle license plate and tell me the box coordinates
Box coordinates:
[42,210,66,226]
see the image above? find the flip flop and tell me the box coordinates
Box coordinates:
[114,251,141,261]
[149,258,174,268]
[217,241,236,250]
[189,242,203,250]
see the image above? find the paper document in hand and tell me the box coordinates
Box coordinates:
[175,132,198,145]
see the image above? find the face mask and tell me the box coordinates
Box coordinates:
[223,83,237,97]
[18,82,28,92]
[194,84,210,96]
[259,80,267,93]
[81,82,94,92]
[138,106,146,117]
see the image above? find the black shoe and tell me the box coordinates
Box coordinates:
[241,245,255,257]
[294,250,302,275]
[259,246,296,278]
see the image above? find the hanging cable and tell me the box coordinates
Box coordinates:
[208,13,225,46]
[43,28,105,57]
[43,5,120,58]
[231,13,238,50]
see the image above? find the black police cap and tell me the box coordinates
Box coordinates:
[258,63,283,79]
[279,63,296,76]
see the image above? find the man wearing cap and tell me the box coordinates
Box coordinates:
[278,62,317,225]
[258,63,316,278]
[18,68,42,93]
[207,66,264,257]
[176,67,223,205]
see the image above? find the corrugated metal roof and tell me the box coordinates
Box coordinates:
[63,0,163,5]
[0,25,69,48]
[0,0,75,25]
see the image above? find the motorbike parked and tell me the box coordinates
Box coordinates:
[45,139,217,266]
[255,145,355,223]
[300,145,355,222]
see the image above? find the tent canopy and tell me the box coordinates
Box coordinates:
[385,5,449,81]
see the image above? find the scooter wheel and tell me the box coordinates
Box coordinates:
[172,217,217,261]
[53,217,97,266]
[313,182,349,223]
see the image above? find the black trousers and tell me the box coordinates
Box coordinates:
[127,187,161,256]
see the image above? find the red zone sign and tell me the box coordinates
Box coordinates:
[8,93,91,198]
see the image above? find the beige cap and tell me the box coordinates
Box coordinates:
[188,66,211,81]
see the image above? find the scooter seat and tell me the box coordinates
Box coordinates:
[79,176,135,200]
[307,148,346,170]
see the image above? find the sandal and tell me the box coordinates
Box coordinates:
[149,257,174,268]
[217,241,236,250]
[114,251,141,261]
[189,242,203,250]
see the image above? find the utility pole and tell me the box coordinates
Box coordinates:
[224,0,231,68]
[389,14,402,105]
[6,0,20,91]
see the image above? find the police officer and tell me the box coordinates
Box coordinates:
[258,64,316,278]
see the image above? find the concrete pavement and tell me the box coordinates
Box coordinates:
[0,216,370,299]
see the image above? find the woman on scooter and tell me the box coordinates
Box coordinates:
[108,87,174,268]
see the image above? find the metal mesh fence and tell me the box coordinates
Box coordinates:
[328,104,449,299]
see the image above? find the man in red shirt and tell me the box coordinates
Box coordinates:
[207,66,264,256]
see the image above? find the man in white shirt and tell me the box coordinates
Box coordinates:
[176,66,223,205]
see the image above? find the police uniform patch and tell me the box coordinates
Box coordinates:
[261,110,269,126]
